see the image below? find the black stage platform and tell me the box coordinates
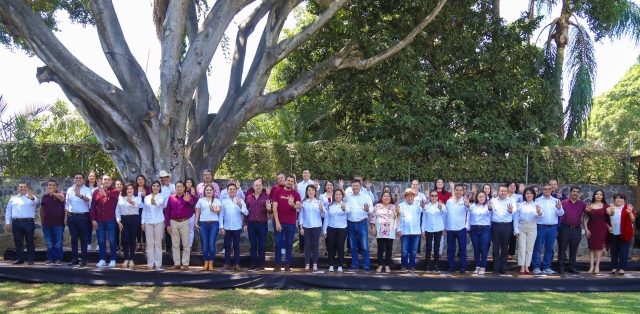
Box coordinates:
[2,250,640,291]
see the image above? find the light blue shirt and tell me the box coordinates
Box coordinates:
[323,202,351,233]
[445,197,469,231]
[513,201,541,235]
[220,188,245,202]
[65,186,92,213]
[299,198,325,228]
[421,202,446,232]
[398,201,422,235]
[220,198,248,230]
[535,196,564,225]
[5,193,40,224]
[468,203,491,226]
[345,192,373,222]
[490,197,516,223]
[297,179,320,199]
[509,193,523,203]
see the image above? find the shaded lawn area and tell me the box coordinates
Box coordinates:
[0,282,638,313]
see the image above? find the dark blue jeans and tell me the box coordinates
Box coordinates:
[224,229,242,266]
[401,234,420,268]
[248,221,268,267]
[86,218,94,247]
[96,220,117,261]
[446,229,467,271]
[610,234,631,271]
[469,225,491,268]
[42,225,64,262]
[275,223,296,266]
[67,213,89,261]
[348,220,370,270]
[532,224,557,270]
[199,221,219,261]
[12,219,35,262]
[121,215,141,260]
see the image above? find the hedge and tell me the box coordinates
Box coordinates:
[0,142,635,185]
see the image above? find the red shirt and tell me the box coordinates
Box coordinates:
[90,188,120,222]
[244,191,270,225]
[437,191,452,204]
[561,198,586,227]
[164,193,196,226]
[270,185,285,202]
[274,188,301,225]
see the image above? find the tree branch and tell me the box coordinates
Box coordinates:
[186,0,209,141]
[88,0,156,105]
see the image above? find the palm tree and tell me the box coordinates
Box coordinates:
[532,0,640,140]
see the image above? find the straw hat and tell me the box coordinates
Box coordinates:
[402,188,416,198]
[158,170,171,178]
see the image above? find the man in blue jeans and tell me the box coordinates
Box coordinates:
[40,180,66,266]
[245,178,271,271]
[273,175,302,272]
[346,180,374,272]
[532,184,565,275]
[397,188,422,273]
[445,184,469,274]
[65,172,93,266]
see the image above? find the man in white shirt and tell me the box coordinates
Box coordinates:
[65,172,92,266]
[5,182,40,265]
[342,175,374,199]
[159,170,176,253]
[397,189,422,273]
[532,184,565,275]
[444,183,469,274]
[345,180,374,272]
[220,177,245,201]
[489,185,516,274]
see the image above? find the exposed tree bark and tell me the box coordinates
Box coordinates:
[550,0,572,138]
[0,0,448,181]
[493,0,500,20]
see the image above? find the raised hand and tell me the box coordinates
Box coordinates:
[394,205,400,216]
[341,201,346,211]
[141,189,146,198]
[437,200,443,209]
[266,185,271,196]
[338,179,344,189]
[488,202,493,211]
[555,199,562,209]
[235,196,242,208]
[507,203,513,213]
[586,203,592,212]
[209,201,215,212]
[314,179,320,188]
[449,181,454,191]
[28,189,34,199]
[626,205,634,214]
[394,186,399,195]
[519,183,525,194]
[287,195,295,207]
[556,189,562,199]
[75,187,81,198]
[364,203,370,212]
[365,181,371,190]
[471,185,477,194]
[184,192,191,202]
[151,196,157,206]
[536,204,542,216]
[464,198,470,208]
[266,200,272,210]
[492,191,497,198]
[318,201,325,214]
[420,200,426,208]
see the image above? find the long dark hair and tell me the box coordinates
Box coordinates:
[122,183,135,197]
[330,189,345,206]
[323,181,334,193]
[85,171,98,188]
[522,187,537,203]
[591,189,608,204]
[134,174,148,188]
[435,178,447,195]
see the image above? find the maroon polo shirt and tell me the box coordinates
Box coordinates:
[244,191,270,225]
[164,193,196,226]
[90,187,120,222]
[41,192,65,227]
[561,198,586,227]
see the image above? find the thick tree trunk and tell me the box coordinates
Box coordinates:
[551,1,571,138]
[493,0,500,20]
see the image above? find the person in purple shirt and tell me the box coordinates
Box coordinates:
[90,174,121,267]
[41,180,66,266]
[165,181,196,270]
[244,178,271,271]
[558,186,586,274]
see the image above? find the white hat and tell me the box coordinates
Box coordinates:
[158,170,171,178]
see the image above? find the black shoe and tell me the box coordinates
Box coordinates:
[12,260,24,265]
[493,270,499,275]
[68,260,80,266]
[27,261,34,265]
[80,261,87,267]
[460,270,466,275]
[558,269,565,274]
[499,269,507,275]
[568,268,580,274]
[446,269,456,273]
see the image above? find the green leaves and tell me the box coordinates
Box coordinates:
[565,23,596,139]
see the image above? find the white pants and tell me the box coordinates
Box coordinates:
[189,215,195,247]
[170,219,191,266]
[145,222,165,268]
[517,221,537,267]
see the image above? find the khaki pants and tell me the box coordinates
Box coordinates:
[170,219,191,266]
[517,221,537,267]
[145,222,165,268]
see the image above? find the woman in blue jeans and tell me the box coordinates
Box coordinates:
[195,185,222,271]
[468,191,491,275]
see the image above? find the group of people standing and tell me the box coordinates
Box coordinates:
[4,170,636,275]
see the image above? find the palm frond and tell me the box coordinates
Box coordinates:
[565,23,596,140]
[536,0,556,17]
[611,0,640,46]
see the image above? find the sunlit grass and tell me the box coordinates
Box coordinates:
[0,282,638,313]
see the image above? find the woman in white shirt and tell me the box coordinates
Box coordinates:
[468,191,491,275]
[606,192,636,275]
[299,185,325,272]
[422,191,446,274]
[322,189,350,272]
[85,171,100,251]
[368,191,400,274]
[514,187,542,275]
[194,185,222,271]
[319,181,334,209]
[142,181,165,270]
[116,184,141,268]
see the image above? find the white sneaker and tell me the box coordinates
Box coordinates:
[95,245,100,251]
[87,245,93,251]
[219,249,225,254]
[478,268,485,275]
[96,260,106,267]
[281,248,285,255]
[108,260,116,267]
[473,268,479,274]
[155,267,165,271]
[328,266,334,272]
[337,266,343,272]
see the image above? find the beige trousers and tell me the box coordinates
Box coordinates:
[145,222,165,268]
[170,219,191,266]
[517,221,538,267]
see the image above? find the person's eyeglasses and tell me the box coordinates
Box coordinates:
[430,194,438,197]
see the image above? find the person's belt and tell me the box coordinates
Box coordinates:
[492,221,511,225]
[68,212,89,216]
[539,224,557,227]
[249,220,267,223]
[12,218,34,221]
[349,219,367,224]
[121,214,139,216]
[563,225,581,229]
[171,217,190,222]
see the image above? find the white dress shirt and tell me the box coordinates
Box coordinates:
[116,196,142,221]
[299,198,325,228]
[345,186,374,200]
[513,201,541,235]
[398,201,422,235]
[490,197,516,223]
[508,193,523,203]
[345,192,374,222]
[5,193,40,224]
[468,203,491,226]
[196,197,223,222]
[161,183,176,208]
[323,202,351,233]
[220,188,245,201]
[297,179,320,199]
[220,198,248,230]
[142,194,165,224]
[319,192,332,209]
[535,196,564,225]
[445,197,469,231]
[65,185,92,213]
[610,205,624,235]
[421,202,446,232]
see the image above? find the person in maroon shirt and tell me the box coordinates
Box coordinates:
[558,186,587,274]
[270,172,286,263]
[90,174,121,267]
[165,181,196,270]
[272,175,302,272]
[41,180,65,266]
[244,178,271,271]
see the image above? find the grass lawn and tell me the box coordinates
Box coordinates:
[0,282,638,313]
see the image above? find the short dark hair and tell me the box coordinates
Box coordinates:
[227,183,237,190]
[302,168,310,173]
[18,181,28,187]
[74,172,84,179]
[203,169,212,175]
[122,183,134,197]
[570,186,581,193]
[175,181,185,187]
[254,177,263,183]
[286,175,295,181]
[613,192,627,201]
[351,179,361,185]
[522,187,537,201]
[499,184,509,190]
[47,179,58,185]
[454,183,465,190]
[277,172,286,177]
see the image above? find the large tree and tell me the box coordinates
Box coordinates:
[0,0,447,181]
